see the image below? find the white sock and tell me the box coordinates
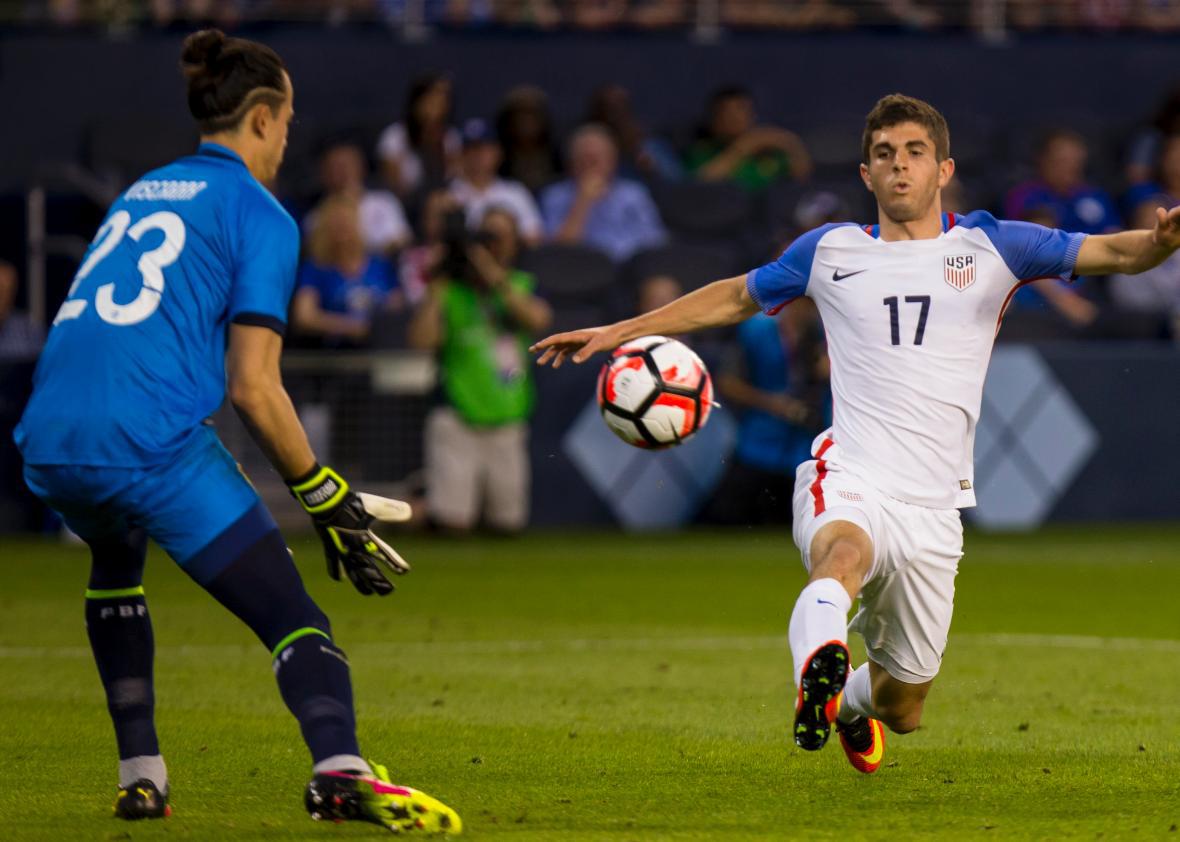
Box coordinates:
[119,755,167,793]
[313,754,372,776]
[788,578,851,688]
[838,663,877,723]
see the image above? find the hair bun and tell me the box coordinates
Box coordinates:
[181,29,227,76]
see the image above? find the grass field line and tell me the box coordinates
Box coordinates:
[1,630,1178,660]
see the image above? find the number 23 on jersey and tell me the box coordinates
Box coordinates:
[54,209,186,327]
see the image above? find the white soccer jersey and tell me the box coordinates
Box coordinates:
[747,211,1086,509]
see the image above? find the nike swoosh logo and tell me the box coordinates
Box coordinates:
[816,599,839,607]
[832,269,867,281]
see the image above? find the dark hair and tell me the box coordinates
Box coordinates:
[1036,128,1085,158]
[709,84,753,109]
[404,74,452,148]
[861,94,950,163]
[180,29,287,134]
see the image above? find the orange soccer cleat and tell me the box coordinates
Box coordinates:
[836,713,886,773]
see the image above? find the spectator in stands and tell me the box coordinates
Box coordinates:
[496,85,562,194]
[291,194,402,347]
[702,297,828,526]
[1136,1,1180,31]
[1124,133,1180,219]
[0,260,44,359]
[408,207,553,532]
[493,0,561,27]
[685,85,811,191]
[629,0,688,28]
[304,140,411,256]
[584,84,683,181]
[1126,86,1180,185]
[721,0,854,29]
[541,124,667,261]
[144,0,226,28]
[1110,196,1180,335]
[569,0,627,28]
[449,118,543,246]
[880,0,942,29]
[377,74,461,199]
[1005,129,1119,233]
[637,274,683,315]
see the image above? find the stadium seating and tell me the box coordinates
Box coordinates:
[650,180,754,239]
[85,115,197,184]
[519,243,618,331]
[623,242,744,292]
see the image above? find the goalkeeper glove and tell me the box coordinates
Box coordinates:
[287,464,412,596]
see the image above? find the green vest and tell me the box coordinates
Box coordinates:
[438,270,536,427]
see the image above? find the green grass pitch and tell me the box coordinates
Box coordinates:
[1,525,1178,840]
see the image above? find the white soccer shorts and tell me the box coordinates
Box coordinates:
[792,440,963,684]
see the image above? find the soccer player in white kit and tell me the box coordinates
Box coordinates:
[532,94,1180,773]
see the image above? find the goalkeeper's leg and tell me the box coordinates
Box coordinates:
[187,504,461,832]
[186,504,367,773]
[84,528,171,818]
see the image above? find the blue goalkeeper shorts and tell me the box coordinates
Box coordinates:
[23,425,277,583]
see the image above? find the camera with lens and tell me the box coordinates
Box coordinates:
[435,208,496,286]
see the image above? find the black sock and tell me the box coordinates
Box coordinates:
[84,528,158,760]
[86,594,158,758]
[200,525,361,764]
[274,632,360,762]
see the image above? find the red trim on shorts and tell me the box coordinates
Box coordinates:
[810,438,835,516]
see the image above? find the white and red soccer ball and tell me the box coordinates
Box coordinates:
[596,336,714,448]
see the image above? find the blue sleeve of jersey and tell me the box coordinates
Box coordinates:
[229,195,300,334]
[746,223,841,314]
[962,210,1086,281]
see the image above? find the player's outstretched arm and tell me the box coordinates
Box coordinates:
[530,275,759,368]
[226,324,412,596]
[1075,204,1180,276]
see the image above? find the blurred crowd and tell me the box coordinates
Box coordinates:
[4,73,1180,531]
[252,76,1180,354]
[15,0,1180,32]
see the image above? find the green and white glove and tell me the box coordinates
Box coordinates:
[288,464,412,596]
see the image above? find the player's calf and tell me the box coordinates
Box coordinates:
[868,663,932,734]
[874,699,924,734]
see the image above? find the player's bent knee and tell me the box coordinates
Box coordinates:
[202,527,334,652]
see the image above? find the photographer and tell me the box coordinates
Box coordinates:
[408,207,552,532]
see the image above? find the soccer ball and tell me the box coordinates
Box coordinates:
[596,335,714,448]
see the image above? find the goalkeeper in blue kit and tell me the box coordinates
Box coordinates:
[13,29,460,834]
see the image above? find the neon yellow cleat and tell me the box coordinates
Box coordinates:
[305,761,461,834]
[114,778,170,820]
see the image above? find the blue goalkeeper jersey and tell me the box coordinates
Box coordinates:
[15,143,299,468]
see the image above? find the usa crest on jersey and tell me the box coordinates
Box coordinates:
[944,254,976,290]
